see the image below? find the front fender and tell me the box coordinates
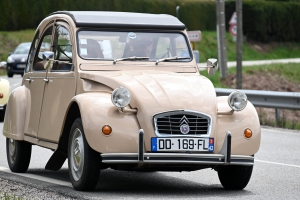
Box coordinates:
[3,86,29,140]
[72,93,141,153]
[215,96,261,155]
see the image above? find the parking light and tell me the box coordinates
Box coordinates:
[244,128,252,139]
[102,125,112,136]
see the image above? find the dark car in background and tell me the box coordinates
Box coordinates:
[6,42,31,77]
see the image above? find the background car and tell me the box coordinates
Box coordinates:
[6,42,31,77]
[0,78,9,121]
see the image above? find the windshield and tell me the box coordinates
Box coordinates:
[77,31,192,62]
[14,43,31,54]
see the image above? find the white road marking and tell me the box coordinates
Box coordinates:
[0,166,72,187]
[255,159,300,168]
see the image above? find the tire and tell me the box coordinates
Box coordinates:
[0,105,5,122]
[6,138,32,173]
[68,118,101,191]
[7,71,13,78]
[217,165,253,190]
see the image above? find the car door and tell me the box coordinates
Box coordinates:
[23,25,54,138]
[37,22,76,143]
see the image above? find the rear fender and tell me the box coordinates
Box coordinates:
[3,86,29,140]
[73,93,141,153]
[0,78,9,106]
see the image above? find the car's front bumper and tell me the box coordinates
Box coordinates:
[101,130,254,166]
[7,63,25,74]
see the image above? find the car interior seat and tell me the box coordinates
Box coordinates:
[80,39,104,59]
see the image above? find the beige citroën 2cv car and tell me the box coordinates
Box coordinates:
[3,11,260,191]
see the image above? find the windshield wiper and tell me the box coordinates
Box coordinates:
[155,56,190,65]
[113,56,149,64]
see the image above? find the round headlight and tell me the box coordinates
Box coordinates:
[228,90,247,111]
[111,86,131,108]
[7,56,14,63]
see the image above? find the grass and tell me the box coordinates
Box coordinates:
[0,192,21,200]
[0,29,35,61]
[0,69,6,76]
[195,31,300,63]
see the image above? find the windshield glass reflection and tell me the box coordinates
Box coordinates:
[77,31,191,62]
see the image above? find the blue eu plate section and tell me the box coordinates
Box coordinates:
[151,138,158,151]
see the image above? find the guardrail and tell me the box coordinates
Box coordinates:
[215,88,300,122]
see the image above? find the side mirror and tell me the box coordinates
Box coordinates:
[42,51,54,70]
[207,58,218,76]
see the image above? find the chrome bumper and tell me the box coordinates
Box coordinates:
[101,130,254,166]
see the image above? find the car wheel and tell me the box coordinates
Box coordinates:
[68,118,101,191]
[0,105,5,122]
[7,71,13,78]
[6,138,32,173]
[217,165,253,190]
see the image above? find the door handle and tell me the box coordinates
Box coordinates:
[25,78,32,83]
[43,78,49,83]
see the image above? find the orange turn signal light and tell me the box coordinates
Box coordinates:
[102,125,112,136]
[244,128,252,139]
[0,93,3,98]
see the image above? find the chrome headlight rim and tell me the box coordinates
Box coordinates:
[227,90,248,111]
[111,86,131,108]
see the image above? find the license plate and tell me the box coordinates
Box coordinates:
[151,138,214,152]
[17,64,26,69]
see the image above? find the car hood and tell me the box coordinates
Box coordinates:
[8,54,28,62]
[80,70,217,138]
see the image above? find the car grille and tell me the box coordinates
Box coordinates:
[153,111,211,136]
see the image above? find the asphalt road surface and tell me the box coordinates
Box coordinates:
[0,75,300,199]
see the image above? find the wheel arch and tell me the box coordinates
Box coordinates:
[58,93,141,154]
[57,101,81,155]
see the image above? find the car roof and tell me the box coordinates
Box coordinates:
[48,11,186,30]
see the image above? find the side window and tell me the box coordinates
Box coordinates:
[155,37,171,58]
[52,25,73,71]
[26,30,39,72]
[33,26,53,71]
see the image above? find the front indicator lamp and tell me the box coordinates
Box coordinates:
[0,93,3,98]
[244,128,252,139]
[111,86,131,108]
[228,90,247,111]
[102,125,112,136]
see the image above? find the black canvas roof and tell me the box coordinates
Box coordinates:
[48,11,186,30]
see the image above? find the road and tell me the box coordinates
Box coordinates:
[1,75,300,199]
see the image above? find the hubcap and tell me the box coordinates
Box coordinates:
[70,128,84,181]
[8,139,16,164]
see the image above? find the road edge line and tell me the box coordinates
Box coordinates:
[0,166,72,187]
[255,159,300,168]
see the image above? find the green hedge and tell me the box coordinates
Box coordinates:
[226,0,300,42]
[0,0,299,42]
[0,0,216,31]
